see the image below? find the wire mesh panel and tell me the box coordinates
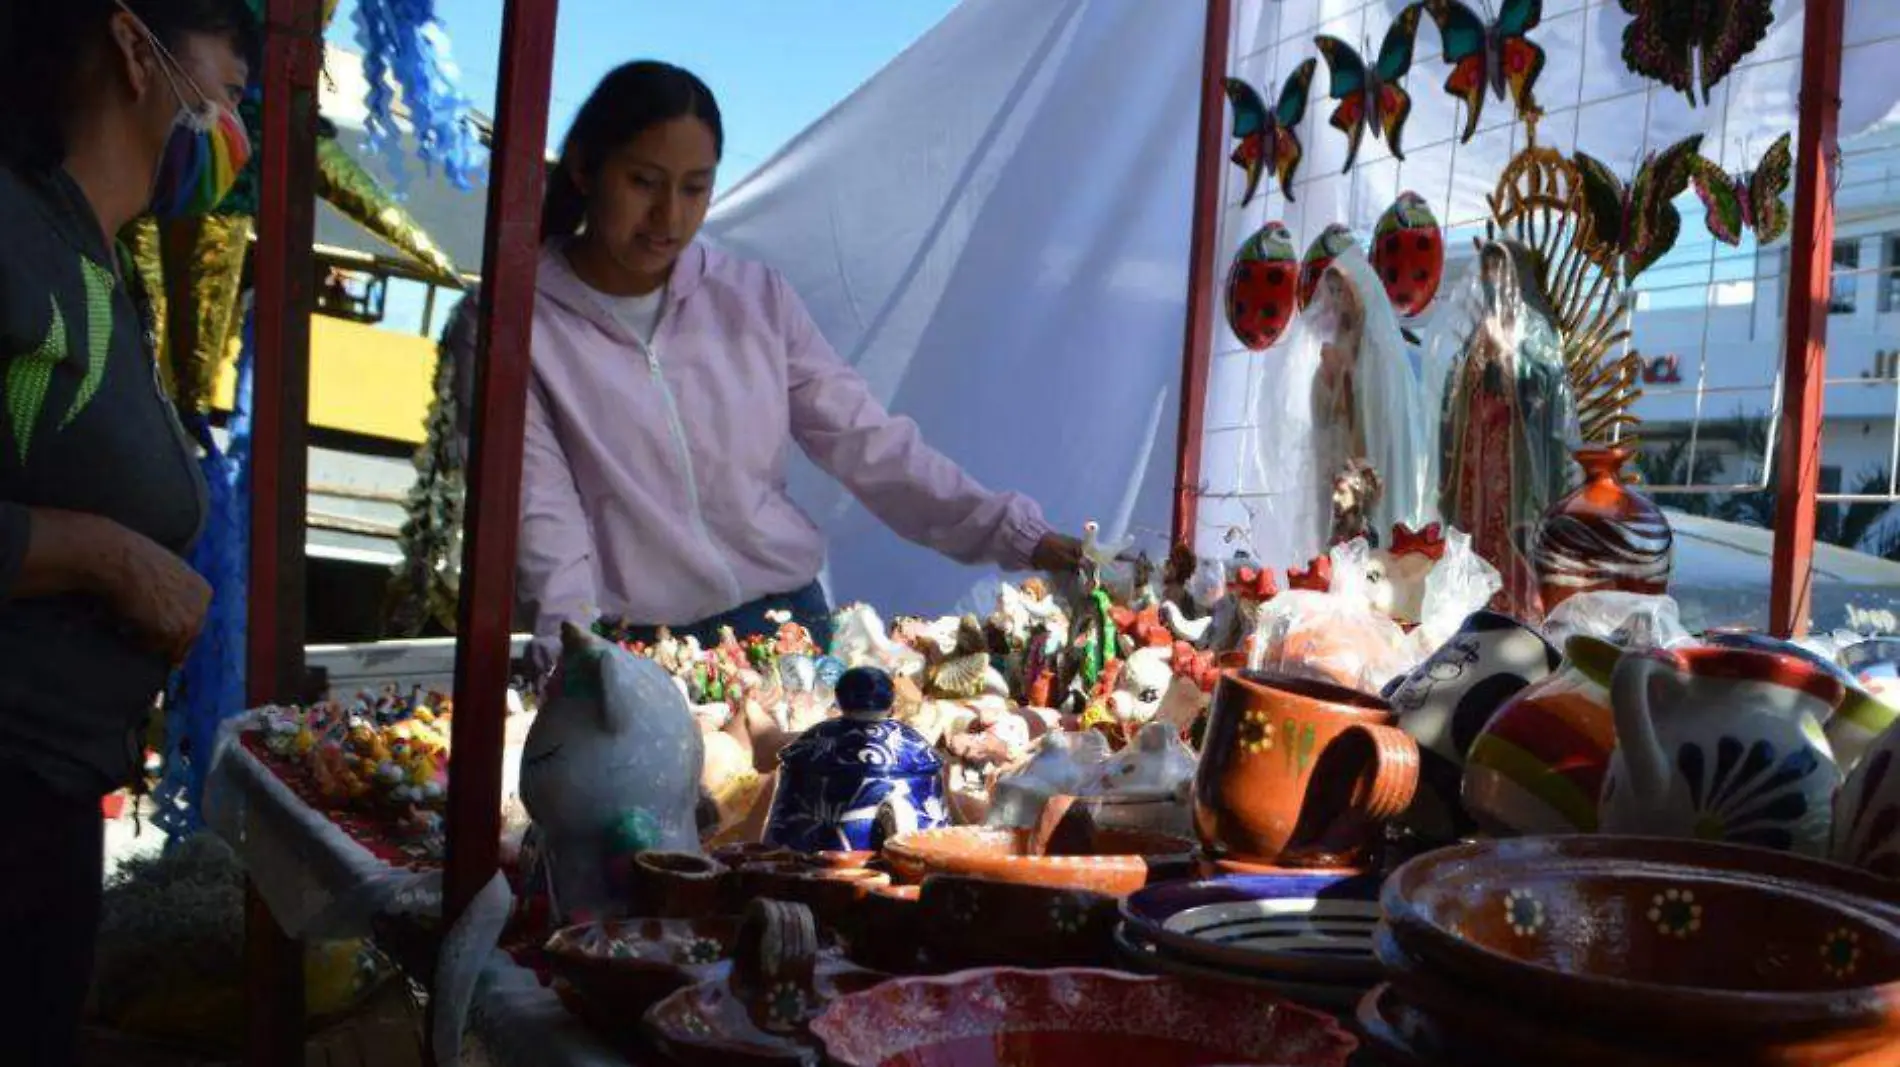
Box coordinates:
[1195,0,1900,570]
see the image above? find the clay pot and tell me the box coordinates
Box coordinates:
[544,915,743,1043]
[1533,445,1673,614]
[916,874,1119,970]
[628,851,729,919]
[1462,635,1621,835]
[848,884,924,973]
[1193,671,1420,868]
[881,823,1195,896]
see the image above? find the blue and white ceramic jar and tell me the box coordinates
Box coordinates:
[764,667,947,853]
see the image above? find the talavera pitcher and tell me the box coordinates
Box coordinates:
[1601,645,1846,856]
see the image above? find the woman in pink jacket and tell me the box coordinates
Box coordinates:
[520,62,1080,667]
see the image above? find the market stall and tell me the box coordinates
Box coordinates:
[207,0,1900,1065]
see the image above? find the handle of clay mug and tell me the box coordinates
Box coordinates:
[733,898,818,995]
[1344,723,1421,821]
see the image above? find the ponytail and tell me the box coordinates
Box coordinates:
[541,164,587,242]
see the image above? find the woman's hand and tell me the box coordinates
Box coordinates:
[16,510,212,664]
[1030,533,1085,574]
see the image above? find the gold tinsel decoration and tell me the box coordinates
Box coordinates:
[160,214,252,416]
[1485,136,1643,447]
[315,137,463,288]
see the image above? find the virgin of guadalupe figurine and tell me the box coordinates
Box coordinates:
[1428,240,1579,620]
[1307,246,1437,545]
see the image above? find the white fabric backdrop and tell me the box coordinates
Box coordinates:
[700,0,1900,613]
[1201,0,1900,565]
[702,0,1202,616]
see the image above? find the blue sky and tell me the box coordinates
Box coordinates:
[327,0,960,178]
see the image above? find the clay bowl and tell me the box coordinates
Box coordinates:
[1120,870,1383,985]
[628,851,730,918]
[916,874,1119,970]
[542,916,743,1041]
[810,967,1360,1067]
[850,884,926,973]
[734,862,893,935]
[882,825,1196,896]
[1351,984,1444,1067]
[1380,839,1900,1050]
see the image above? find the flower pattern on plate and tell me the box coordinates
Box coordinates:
[1505,889,1544,936]
[1049,893,1089,935]
[1821,927,1862,979]
[676,936,724,965]
[1648,888,1702,939]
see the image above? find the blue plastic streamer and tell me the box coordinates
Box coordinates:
[352,0,486,192]
[154,310,255,841]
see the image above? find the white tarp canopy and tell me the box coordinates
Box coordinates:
[701,0,1900,616]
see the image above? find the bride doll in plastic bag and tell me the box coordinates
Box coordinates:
[1422,240,1580,622]
[1250,539,1411,694]
[1245,311,1328,570]
[1306,246,1439,544]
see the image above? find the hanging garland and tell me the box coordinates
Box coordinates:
[383,294,470,637]
[352,0,487,191]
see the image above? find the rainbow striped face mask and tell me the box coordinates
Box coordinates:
[118,1,253,217]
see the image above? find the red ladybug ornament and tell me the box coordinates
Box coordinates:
[1224,222,1300,350]
[1298,224,1358,309]
[1371,191,1444,317]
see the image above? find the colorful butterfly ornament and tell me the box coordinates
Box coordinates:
[1573,134,1704,285]
[1298,224,1360,310]
[1691,132,1792,246]
[1225,222,1302,350]
[1425,0,1545,144]
[1371,192,1445,317]
[1619,0,1775,106]
[1222,59,1320,205]
[1315,3,1425,173]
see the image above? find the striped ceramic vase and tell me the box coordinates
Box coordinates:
[1533,446,1673,614]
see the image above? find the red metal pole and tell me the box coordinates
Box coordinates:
[1768,0,1847,638]
[244,0,322,1061]
[443,0,560,923]
[1171,0,1234,549]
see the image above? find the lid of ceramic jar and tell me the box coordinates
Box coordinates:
[779,668,942,776]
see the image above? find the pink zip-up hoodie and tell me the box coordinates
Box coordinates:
[518,242,1052,654]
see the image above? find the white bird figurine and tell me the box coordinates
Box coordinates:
[1080,520,1134,571]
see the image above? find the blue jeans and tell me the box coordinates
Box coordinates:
[612,581,834,653]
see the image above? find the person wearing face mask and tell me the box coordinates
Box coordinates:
[521,62,1083,670]
[0,1,255,1060]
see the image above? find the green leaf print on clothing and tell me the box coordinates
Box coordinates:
[61,257,115,429]
[7,295,66,464]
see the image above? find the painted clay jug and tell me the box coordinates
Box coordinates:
[1601,645,1846,856]
[1463,636,1621,835]
[1833,718,1900,877]
[1385,610,1562,842]
[1533,445,1672,614]
[764,667,947,853]
[521,624,706,923]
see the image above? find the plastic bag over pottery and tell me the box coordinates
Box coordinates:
[1405,528,1504,657]
[1250,540,1412,694]
[1541,590,1690,651]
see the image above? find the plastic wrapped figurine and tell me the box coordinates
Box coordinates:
[1427,240,1581,621]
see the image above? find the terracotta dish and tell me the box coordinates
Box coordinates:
[1380,838,1900,1054]
[882,825,1195,896]
[542,915,744,1046]
[810,967,1358,1066]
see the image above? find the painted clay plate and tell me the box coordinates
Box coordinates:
[811,967,1358,1066]
[1120,871,1382,984]
[882,825,1195,896]
[1112,923,1367,1013]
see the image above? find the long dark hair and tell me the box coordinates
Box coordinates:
[542,61,725,242]
[0,0,259,169]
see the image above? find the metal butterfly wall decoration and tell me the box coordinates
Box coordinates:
[1222,59,1319,205]
[1425,0,1545,143]
[1619,0,1775,106]
[1691,133,1793,246]
[1573,134,1704,284]
[1315,3,1425,173]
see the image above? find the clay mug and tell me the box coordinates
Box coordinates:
[629,851,729,919]
[729,899,820,1035]
[1602,645,1846,856]
[1193,670,1421,868]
